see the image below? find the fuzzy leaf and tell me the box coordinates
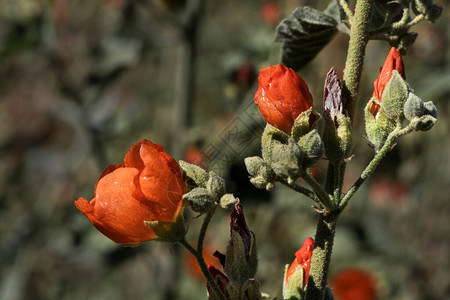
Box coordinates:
[275,7,338,70]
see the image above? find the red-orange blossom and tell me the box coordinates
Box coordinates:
[75,139,185,246]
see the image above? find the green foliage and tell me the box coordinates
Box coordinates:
[275,7,338,70]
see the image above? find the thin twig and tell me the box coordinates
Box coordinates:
[197,205,216,254]
[301,171,335,212]
[339,121,417,210]
[278,177,321,204]
[339,0,354,22]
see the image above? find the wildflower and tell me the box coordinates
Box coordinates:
[254,64,313,133]
[75,139,185,246]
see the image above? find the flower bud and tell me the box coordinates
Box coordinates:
[404,92,425,121]
[183,188,215,213]
[423,101,437,118]
[380,70,410,121]
[244,156,276,191]
[207,171,226,201]
[426,4,443,22]
[219,194,239,210]
[370,48,406,117]
[364,98,396,151]
[224,201,258,286]
[415,115,437,131]
[323,68,352,163]
[297,129,324,168]
[291,108,321,142]
[283,238,314,300]
[179,160,209,188]
[254,64,314,134]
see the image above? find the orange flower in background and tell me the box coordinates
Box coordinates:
[260,1,281,25]
[369,47,406,116]
[286,237,314,289]
[330,268,377,300]
[254,64,314,133]
[75,140,185,246]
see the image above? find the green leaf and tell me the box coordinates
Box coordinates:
[275,6,338,70]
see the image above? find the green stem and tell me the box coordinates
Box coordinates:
[339,121,415,210]
[333,163,341,203]
[197,205,216,254]
[342,0,374,122]
[278,177,322,204]
[304,213,338,300]
[302,171,335,212]
[339,0,354,21]
[305,1,374,300]
[180,239,227,300]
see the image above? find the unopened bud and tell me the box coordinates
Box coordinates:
[179,160,209,188]
[426,4,442,22]
[404,92,424,120]
[423,101,437,118]
[291,108,321,142]
[207,171,226,200]
[183,188,215,213]
[364,98,396,151]
[381,70,410,121]
[219,194,239,210]
[297,129,324,167]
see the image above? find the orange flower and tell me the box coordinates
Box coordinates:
[75,140,185,246]
[260,1,281,25]
[330,268,377,300]
[369,47,406,116]
[286,237,314,289]
[254,64,313,133]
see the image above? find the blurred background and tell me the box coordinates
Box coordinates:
[0,0,448,299]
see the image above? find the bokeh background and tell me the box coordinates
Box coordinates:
[0,0,448,299]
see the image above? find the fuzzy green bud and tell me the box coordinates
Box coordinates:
[364,98,396,151]
[323,112,352,163]
[404,92,425,120]
[219,193,239,210]
[297,129,324,167]
[291,108,321,142]
[323,67,352,163]
[179,160,209,188]
[245,156,276,191]
[182,188,214,213]
[270,139,303,181]
[381,70,410,121]
[207,171,226,200]
[423,101,437,118]
[224,202,258,286]
[261,124,289,163]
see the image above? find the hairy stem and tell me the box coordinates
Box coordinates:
[343,0,374,122]
[180,239,226,300]
[306,1,374,299]
[197,205,216,254]
[304,213,338,300]
[279,177,322,204]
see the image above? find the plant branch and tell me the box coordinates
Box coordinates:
[278,177,321,203]
[339,121,417,210]
[342,0,374,122]
[339,0,354,21]
[301,171,335,212]
[180,239,226,300]
[197,205,216,254]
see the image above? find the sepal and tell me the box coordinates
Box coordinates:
[182,188,215,213]
[144,210,186,242]
[364,98,396,151]
[291,107,321,142]
[380,70,409,121]
[297,129,324,167]
[179,160,209,188]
